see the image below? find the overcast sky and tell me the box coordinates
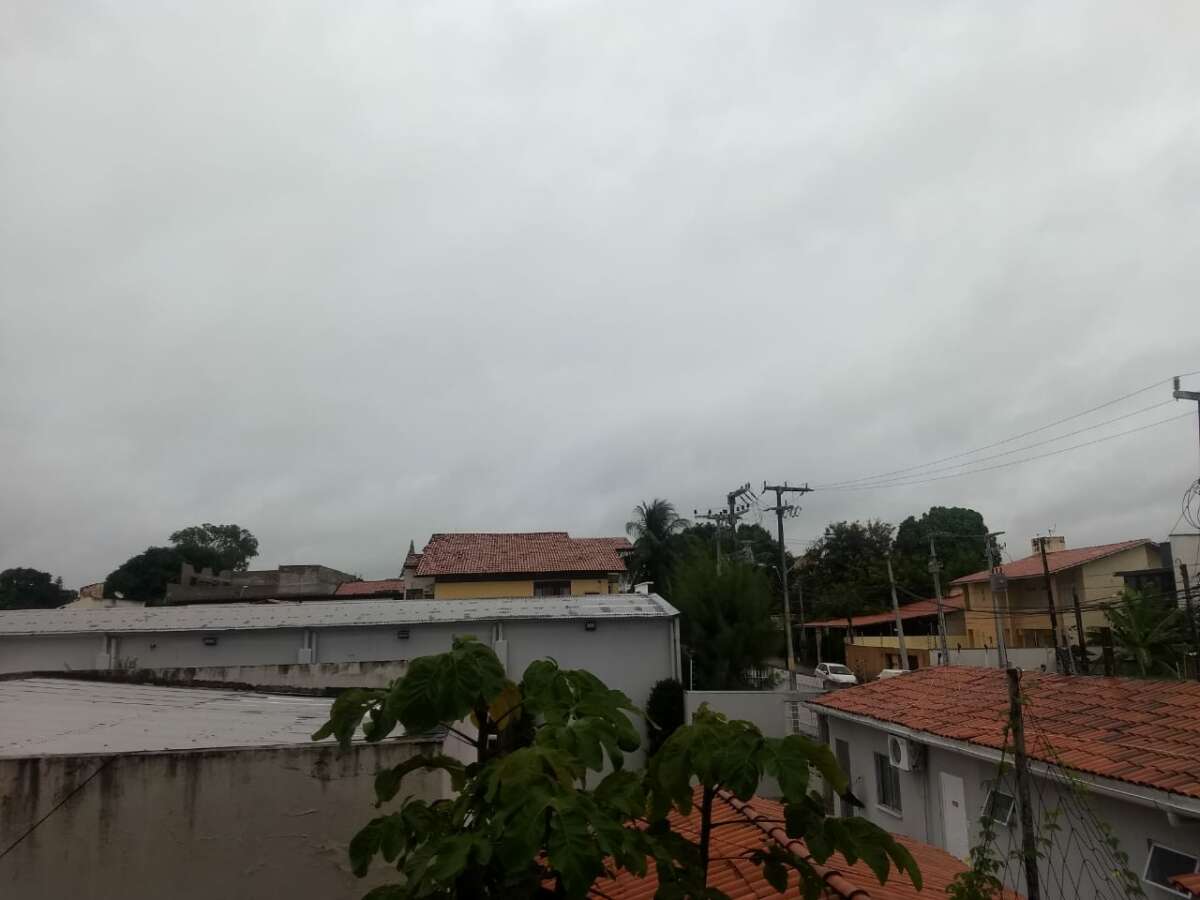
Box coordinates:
[3,2,1199,587]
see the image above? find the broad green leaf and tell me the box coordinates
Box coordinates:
[428,834,475,882]
[349,816,386,877]
[375,754,467,806]
[547,802,606,899]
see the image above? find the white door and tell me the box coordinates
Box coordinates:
[940,773,970,860]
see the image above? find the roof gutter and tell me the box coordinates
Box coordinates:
[809,705,1200,820]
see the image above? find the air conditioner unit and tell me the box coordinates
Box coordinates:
[888,734,924,772]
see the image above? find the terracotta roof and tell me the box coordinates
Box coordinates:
[403,552,423,571]
[333,579,406,597]
[415,533,628,577]
[809,667,1200,800]
[1172,873,1200,896]
[805,592,965,630]
[951,539,1151,585]
[592,787,1008,899]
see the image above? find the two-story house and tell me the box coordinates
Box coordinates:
[808,667,1200,900]
[401,531,631,599]
[950,536,1162,651]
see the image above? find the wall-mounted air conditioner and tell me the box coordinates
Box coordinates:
[888,734,924,772]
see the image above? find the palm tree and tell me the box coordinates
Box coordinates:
[626,499,689,597]
[1097,590,1188,677]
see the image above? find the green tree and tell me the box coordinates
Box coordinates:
[0,568,73,610]
[169,523,259,573]
[802,520,894,621]
[645,678,684,757]
[103,546,184,603]
[314,638,921,899]
[892,507,989,597]
[1095,589,1188,677]
[626,500,689,597]
[672,550,778,689]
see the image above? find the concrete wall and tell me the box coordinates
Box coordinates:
[930,647,1057,670]
[317,623,486,664]
[115,660,414,690]
[0,633,104,672]
[113,629,304,669]
[0,737,447,900]
[822,715,1200,900]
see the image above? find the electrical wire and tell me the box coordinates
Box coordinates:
[0,757,115,862]
[814,371,1199,490]
[820,411,1195,491]
[823,399,1176,489]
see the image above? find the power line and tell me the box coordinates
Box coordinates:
[0,757,115,862]
[823,399,1175,489]
[819,411,1194,491]
[815,372,1199,489]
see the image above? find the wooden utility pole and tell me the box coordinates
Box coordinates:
[726,483,754,553]
[1181,563,1200,682]
[928,537,950,665]
[1008,667,1042,900]
[987,533,1010,668]
[1036,537,1068,673]
[1071,587,1089,675]
[886,553,909,670]
[763,481,812,679]
[693,508,731,573]
[1173,376,1200,459]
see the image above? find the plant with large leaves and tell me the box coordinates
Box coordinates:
[314,639,921,899]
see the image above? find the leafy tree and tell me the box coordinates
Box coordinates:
[671,550,778,689]
[314,638,921,899]
[0,568,74,610]
[626,500,689,597]
[103,546,184,603]
[892,507,989,597]
[1094,589,1188,677]
[801,520,894,621]
[645,678,684,757]
[169,523,259,573]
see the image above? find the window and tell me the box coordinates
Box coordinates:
[982,789,1015,826]
[533,580,571,597]
[405,589,424,600]
[874,752,902,814]
[1144,842,1199,895]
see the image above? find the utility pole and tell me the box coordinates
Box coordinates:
[1181,563,1200,682]
[693,508,732,573]
[1173,376,1200,461]
[1008,667,1042,900]
[928,537,950,666]
[1036,537,1068,673]
[885,553,909,671]
[987,532,1009,668]
[1072,586,1089,675]
[726,482,754,554]
[763,481,813,681]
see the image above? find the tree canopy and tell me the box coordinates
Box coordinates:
[314,637,921,899]
[1097,589,1190,677]
[0,567,74,610]
[891,506,989,597]
[801,520,894,621]
[103,546,184,602]
[671,550,779,689]
[169,523,259,573]
[626,499,689,597]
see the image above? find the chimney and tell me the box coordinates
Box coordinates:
[1032,535,1066,555]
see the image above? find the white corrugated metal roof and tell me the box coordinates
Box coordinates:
[0,593,678,636]
[0,678,361,757]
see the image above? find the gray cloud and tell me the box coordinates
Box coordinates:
[3,1,1199,586]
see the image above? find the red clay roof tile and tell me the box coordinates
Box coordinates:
[805,592,964,629]
[592,788,1016,899]
[951,540,1151,585]
[415,532,629,577]
[333,579,406,597]
[810,667,1200,799]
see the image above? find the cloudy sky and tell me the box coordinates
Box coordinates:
[3,2,1199,587]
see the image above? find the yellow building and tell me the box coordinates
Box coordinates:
[950,536,1160,650]
[401,532,631,600]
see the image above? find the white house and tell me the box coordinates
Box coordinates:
[808,667,1200,900]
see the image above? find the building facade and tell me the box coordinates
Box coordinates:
[402,532,631,600]
[809,667,1200,900]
